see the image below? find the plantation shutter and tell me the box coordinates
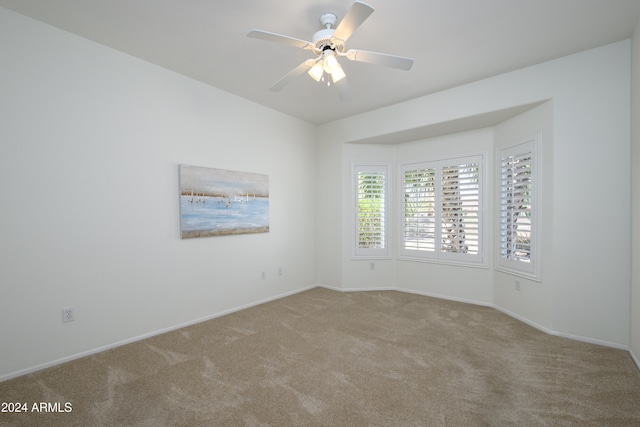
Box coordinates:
[440,160,480,256]
[400,155,483,264]
[401,164,436,257]
[497,136,539,279]
[355,164,388,257]
[500,151,532,262]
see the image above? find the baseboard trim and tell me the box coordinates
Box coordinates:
[0,285,316,383]
[630,348,640,372]
[320,284,631,352]
[550,330,629,351]
[396,287,494,308]
[491,305,628,350]
[491,304,556,334]
[319,284,396,293]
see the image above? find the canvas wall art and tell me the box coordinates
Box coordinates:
[179,165,269,238]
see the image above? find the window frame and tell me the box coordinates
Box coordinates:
[398,153,486,267]
[352,163,391,259]
[399,161,437,259]
[496,135,541,281]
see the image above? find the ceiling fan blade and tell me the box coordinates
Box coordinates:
[269,59,317,92]
[332,1,374,43]
[345,49,414,71]
[334,78,353,102]
[247,29,315,51]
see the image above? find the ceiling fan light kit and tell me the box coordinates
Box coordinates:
[247,1,414,101]
[308,61,324,82]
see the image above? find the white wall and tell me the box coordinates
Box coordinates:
[315,130,343,289]
[0,8,316,380]
[549,43,630,346]
[631,17,640,365]
[317,40,631,347]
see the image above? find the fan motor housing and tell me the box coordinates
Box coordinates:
[312,28,344,53]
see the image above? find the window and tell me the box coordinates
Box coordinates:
[497,136,539,279]
[402,165,436,253]
[354,164,389,257]
[400,155,484,265]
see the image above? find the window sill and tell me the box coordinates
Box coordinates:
[397,256,488,269]
[495,265,541,282]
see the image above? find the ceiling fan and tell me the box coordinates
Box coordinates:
[247,1,414,102]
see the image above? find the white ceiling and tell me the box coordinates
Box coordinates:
[2,0,639,125]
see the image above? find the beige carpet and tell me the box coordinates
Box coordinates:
[1,287,639,426]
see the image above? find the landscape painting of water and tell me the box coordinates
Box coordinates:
[179,165,269,238]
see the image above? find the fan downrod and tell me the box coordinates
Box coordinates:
[319,13,337,29]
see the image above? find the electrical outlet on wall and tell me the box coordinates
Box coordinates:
[515,280,521,291]
[261,271,267,280]
[62,307,75,323]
